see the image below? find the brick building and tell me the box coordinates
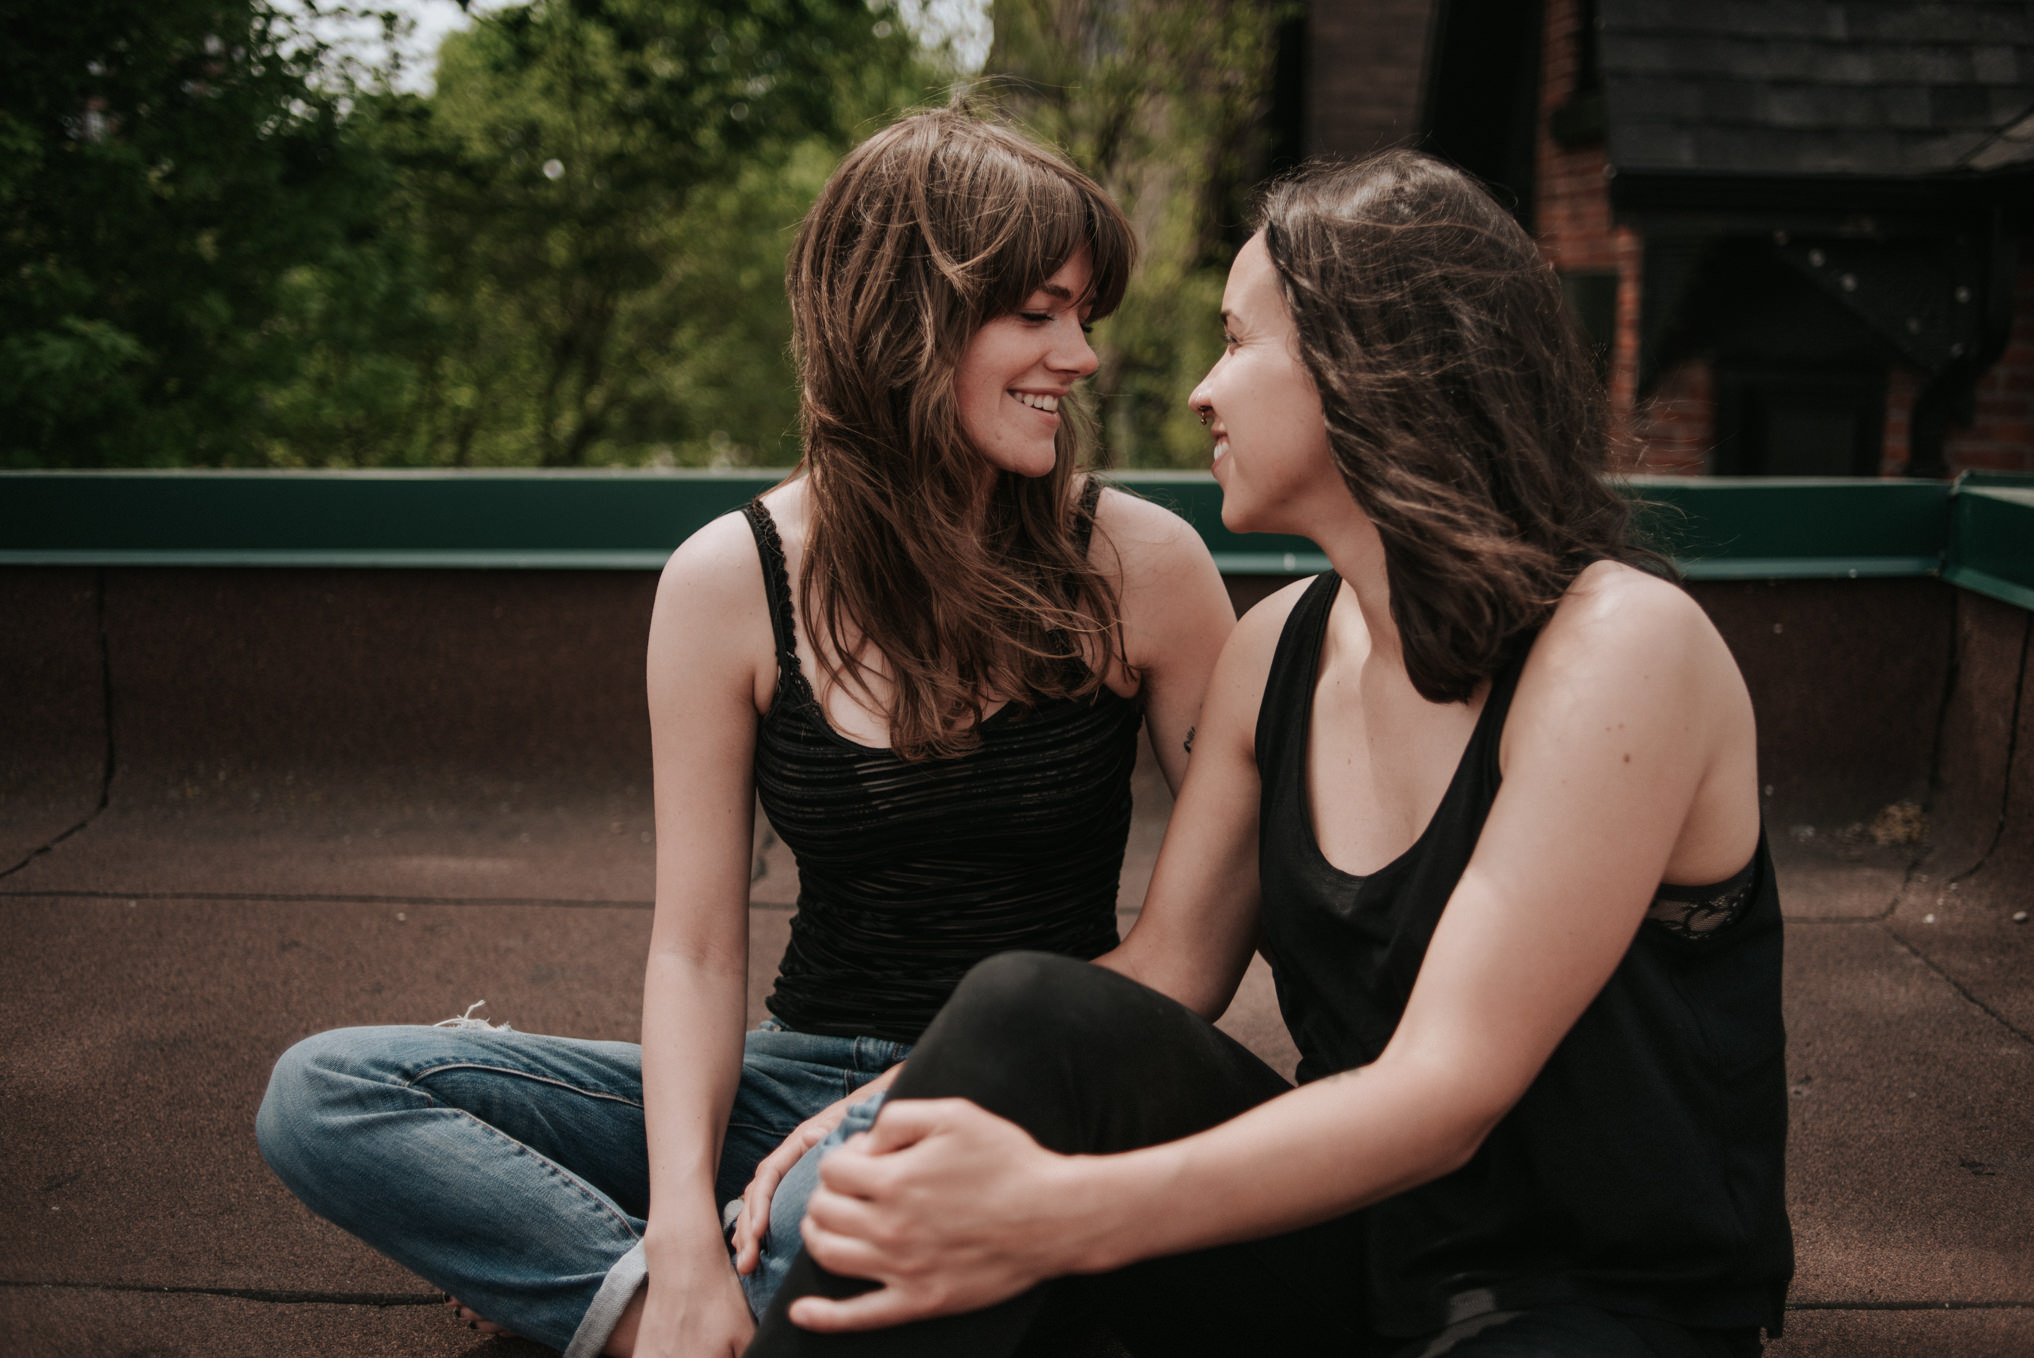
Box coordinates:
[1283,0,2034,477]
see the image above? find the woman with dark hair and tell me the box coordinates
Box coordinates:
[252,108,1234,1358]
[751,150,1793,1358]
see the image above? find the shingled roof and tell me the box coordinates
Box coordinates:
[1599,0,2034,178]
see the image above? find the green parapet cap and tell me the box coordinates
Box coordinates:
[1942,473,2034,613]
[0,468,2029,612]
[1621,475,1951,581]
[0,469,782,571]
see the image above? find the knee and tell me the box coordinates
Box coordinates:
[254,1027,378,1187]
[901,952,1118,1092]
[940,951,1101,1047]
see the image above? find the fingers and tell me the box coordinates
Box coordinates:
[813,1138,894,1197]
[802,1179,889,1244]
[734,1157,789,1269]
[799,1212,899,1283]
[734,1119,832,1267]
[788,1285,931,1334]
[860,1096,966,1153]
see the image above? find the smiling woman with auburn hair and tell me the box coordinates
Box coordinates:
[251,106,1235,1358]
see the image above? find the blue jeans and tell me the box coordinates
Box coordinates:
[255,1015,906,1356]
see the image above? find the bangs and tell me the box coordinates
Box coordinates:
[946,132,1133,323]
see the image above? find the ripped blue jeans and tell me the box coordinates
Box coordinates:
[255,1015,904,1356]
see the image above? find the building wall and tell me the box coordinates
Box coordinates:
[1531,0,2034,478]
[1533,0,1695,472]
[1939,263,2034,475]
[1308,0,1435,158]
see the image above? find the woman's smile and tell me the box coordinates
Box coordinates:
[955,249,1098,477]
[1189,234,1333,533]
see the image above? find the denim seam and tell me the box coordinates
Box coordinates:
[447,1106,644,1245]
[401,1062,645,1109]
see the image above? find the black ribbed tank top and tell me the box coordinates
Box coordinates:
[742,483,1142,1044]
[1256,572,1793,1338]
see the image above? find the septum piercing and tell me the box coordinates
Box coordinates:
[1198,408,1211,427]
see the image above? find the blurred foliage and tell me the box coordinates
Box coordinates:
[983,0,1281,468]
[1,0,1279,469]
[2,0,927,468]
[0,0,394,466]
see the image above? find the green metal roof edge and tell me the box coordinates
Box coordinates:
[1673,556,1942,581]
[0,470,2026,608]
[1208,551,1333,575]
[1942,563,2034,613]
[1942,481,2034,610]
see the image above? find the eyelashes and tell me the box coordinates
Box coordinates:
[1019,312,1096,336]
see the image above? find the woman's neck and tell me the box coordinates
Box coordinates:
[1310,505,1402,665]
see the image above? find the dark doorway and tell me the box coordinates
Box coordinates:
[1713,367,1888,476]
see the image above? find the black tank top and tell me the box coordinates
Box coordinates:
[1257,572,1792,1338]
[742,483,1142,1044]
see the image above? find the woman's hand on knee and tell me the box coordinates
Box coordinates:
[731,1097,856,1274]
[788,1098,1077,1332]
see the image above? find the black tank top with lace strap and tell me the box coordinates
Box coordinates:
[1255,570,1792,1340]
[739,480,1142,1044]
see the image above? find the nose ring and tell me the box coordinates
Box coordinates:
[1197,408,1210,427]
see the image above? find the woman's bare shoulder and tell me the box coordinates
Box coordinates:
[1090,481,1216,578]
[659,478,804,601]
[1219,576,1320,682]
[1541,561,1722,670]
[1237,573,1319,634]
[1089,482,1235,680]
[658,508,762,602]
[649,507,778,701]
[1521,561,1748,739]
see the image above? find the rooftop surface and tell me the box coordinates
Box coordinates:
[3,471,2032,1354]
[1,752,2030,1355]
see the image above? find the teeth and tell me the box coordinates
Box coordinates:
[1012,392,1059,412]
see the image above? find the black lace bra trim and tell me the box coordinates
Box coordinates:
[1646,856,1757,940]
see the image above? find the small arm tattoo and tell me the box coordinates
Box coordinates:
[1183,725,1196,755]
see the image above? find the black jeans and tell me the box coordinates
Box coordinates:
[744,953,1756,1358]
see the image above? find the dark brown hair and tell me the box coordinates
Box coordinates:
[1256,150,1659,703]
[787,108,1135,759]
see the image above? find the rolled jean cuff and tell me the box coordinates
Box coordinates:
[564,1237,646,1358]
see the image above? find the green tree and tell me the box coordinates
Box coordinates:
[983,0,1281,467]
[312,0,928,468]
[0,0,402,466]
[3,0,934,469]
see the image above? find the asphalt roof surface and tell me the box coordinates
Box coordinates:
[1,741,2029,1356]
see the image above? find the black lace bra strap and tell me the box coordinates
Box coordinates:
[1072,476,1104,557]
[740,500,809,693]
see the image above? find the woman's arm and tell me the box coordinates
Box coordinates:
[1093,487,1237,796]
[632,515,777,1358]
[1092,578,1309,1018]
[790,570,1752,1332]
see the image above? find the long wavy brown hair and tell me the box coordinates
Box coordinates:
[786,108,1135,759]
[1256,151,1661,704]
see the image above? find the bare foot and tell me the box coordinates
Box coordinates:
[443,1294,518,1339]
